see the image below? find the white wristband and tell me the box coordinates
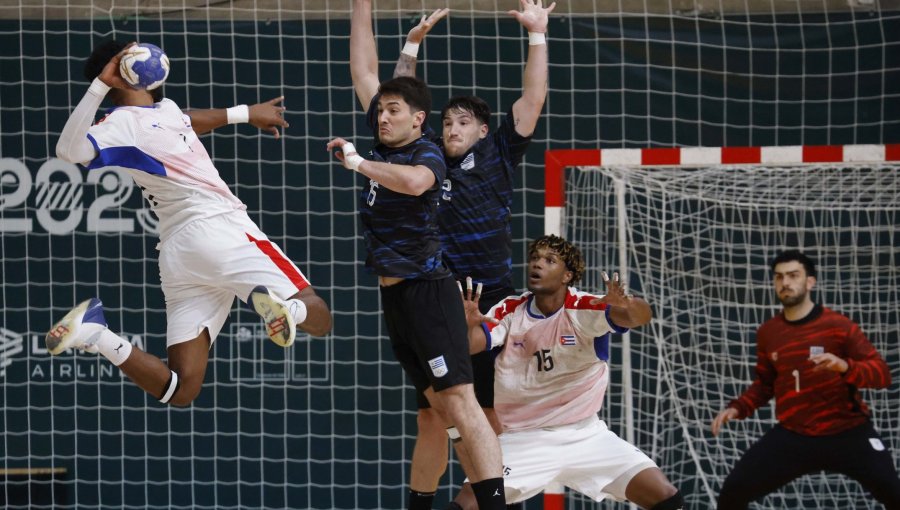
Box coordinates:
[226,104,249,124]
[342,143,365,172]
[402,41,420,58]
[528,32,546,46]
[88,77,111,97]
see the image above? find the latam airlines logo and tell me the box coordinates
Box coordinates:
[0,326,145,381]
[0,327,24,377]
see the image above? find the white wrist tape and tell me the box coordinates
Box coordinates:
[226,104,249,124]
[342,143,364,172]
[402,41,420,58]
[528,32,546,46]
[89,77,111,97]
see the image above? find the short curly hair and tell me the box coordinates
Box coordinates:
[528,234,585,285]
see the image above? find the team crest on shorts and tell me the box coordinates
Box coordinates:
[429,356,448,377]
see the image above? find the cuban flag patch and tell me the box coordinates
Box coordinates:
[429,356,448,377]
[560,335,576,346]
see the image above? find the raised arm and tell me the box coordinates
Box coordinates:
[593,271,652,329]
[509,0,555,137]
[351,0,381,109]
[57,46,134,165]
[326,137,436,196]
[392,8,449,79]
[188,97,290,138]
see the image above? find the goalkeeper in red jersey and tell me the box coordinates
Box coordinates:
[711,250,900,509]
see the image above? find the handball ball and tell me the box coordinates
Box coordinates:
[119,43,170,91]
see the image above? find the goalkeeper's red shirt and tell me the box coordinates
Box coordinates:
[729,304,891,436]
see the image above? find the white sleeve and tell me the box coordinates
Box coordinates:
[485,319,510,350]
[571,294,628,337]
[55,78,110,165]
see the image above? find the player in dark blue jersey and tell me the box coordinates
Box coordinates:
[325,3,508,510]
[386,2,554,509]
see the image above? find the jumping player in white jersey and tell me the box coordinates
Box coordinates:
[47,40,332,407]
[463,235,683,510]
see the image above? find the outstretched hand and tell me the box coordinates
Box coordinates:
[508,0,556,33]
[407,8,450,44]
[249,97,289,138]
[459,276,499,329]
[590,271,632,308]
[99,42,137,90]
[325,137,356,169]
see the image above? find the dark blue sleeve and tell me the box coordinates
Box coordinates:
[493,107,533,168]
[411,142,446,189]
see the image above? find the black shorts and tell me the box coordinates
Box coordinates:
[415,285,518,409]
[381,277,473,394]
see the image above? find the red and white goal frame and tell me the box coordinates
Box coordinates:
[538,143,899,510]
[543,144,900,236]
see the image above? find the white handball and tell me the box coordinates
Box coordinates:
[118,43,170,90]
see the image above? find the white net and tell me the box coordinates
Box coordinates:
[0,0,897,508]
[563,162,900,509]
[0,3,548,509]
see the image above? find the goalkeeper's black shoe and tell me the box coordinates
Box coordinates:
[248,286,296,347]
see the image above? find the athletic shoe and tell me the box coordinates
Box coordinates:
[45,298,107,355]
[248,286,296,347]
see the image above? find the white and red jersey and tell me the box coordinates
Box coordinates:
[85,98,245,242]
[485,288,628,432]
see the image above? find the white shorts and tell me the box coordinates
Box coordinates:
[500,415,657,504]
[158,211,310,347]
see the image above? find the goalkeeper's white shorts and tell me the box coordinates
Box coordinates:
[500,415,657,504]
[158,210,309,346]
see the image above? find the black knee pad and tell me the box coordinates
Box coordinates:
[651,491,684,510]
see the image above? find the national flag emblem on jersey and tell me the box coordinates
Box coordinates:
[461,153,475,170]
[428,355,448,377]
[560,335,576,346]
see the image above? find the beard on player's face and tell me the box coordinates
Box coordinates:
[777,285,808,307]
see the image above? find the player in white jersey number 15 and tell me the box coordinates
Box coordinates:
[461,235,684,510]
[48,40,332,406]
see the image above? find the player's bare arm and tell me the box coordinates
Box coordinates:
[326,137,435,196]
[188,97,290,137]
[593,271,652,328]
[392,8,449,78]
[711,407,739,436]
[509,0,555,136]
[351,0,381,109]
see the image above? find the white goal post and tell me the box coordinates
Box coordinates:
[543,144,900,508]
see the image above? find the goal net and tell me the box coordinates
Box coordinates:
[549,145,900,509]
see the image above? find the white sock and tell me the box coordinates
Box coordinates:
[286,298,308,326]
[93,329,133,366]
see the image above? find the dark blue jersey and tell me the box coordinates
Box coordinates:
[434,108,532,290]
[361,97,449,279]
